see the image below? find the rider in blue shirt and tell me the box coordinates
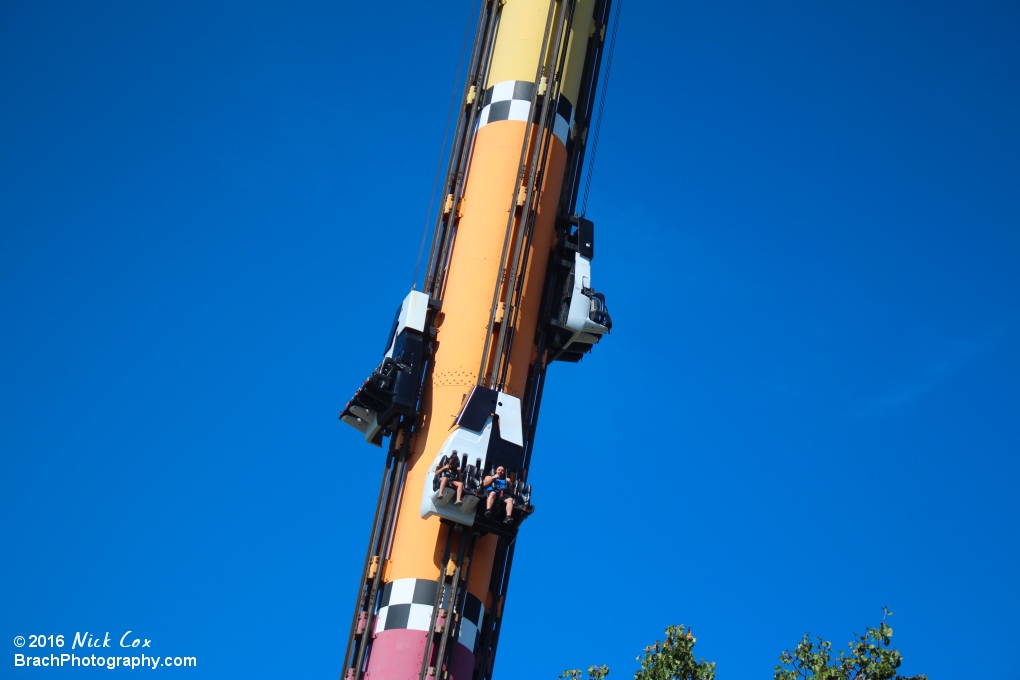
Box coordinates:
[482,466,515,524]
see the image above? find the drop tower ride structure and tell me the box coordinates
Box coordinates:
[339,1,618,678]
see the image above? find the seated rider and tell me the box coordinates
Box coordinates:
[435,454,465,506]
[482,465,515,524]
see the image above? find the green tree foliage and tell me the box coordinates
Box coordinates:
[560,625,715,680]
[560,665,610,680]
[559,611,924,680]
[634,626,716,680]
[774,609,926,680]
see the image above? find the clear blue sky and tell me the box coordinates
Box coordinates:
[2,1,1017,678]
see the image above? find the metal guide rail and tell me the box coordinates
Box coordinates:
[472,2,617,675]
[478,0,577,392]
[338,0,618,677]
[340,295,441,678]
[424,0,503,299]
[418,524,477,680]
[342,427,412,680]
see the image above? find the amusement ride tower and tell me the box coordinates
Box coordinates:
[339,1,619,677]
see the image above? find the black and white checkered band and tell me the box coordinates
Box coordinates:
[373,577,485,653]
[475,79,574,145]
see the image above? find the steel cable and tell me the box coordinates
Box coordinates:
[581,0,621,215]
[412,0,480,291]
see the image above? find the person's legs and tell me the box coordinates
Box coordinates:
[453,481,464,503]
[486,491,495,510]
[438,477,448,497]
[504,497,514,516]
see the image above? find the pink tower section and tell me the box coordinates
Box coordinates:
[364,629,475,680]
[362,578,485,680]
